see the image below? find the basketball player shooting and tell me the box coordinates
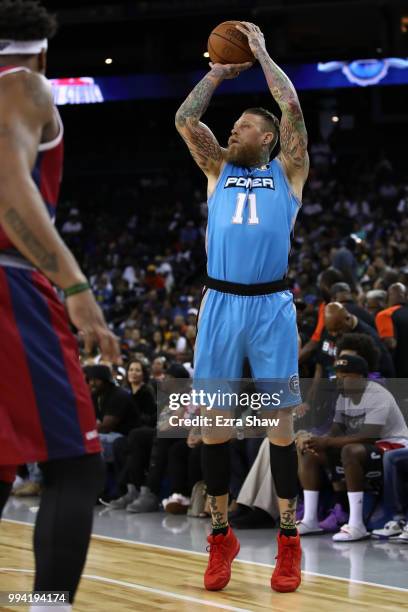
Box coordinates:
[0,2,119,609]
[175,22,309,593]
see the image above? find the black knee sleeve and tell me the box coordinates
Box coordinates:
[201,441,230,496]
[34,453,105,603]
[269,441,298,499]
[0,481,12,519]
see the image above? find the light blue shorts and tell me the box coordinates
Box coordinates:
[193,289,301,410]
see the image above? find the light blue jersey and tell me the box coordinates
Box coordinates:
[194,158,302,410]
[207,159,301,283]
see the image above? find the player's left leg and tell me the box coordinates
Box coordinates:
[268,410,302,592]
[32,453,104,608]
[247,291,302,592]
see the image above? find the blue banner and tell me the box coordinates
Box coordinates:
[50,58,408,105]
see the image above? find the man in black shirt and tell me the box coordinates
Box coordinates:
[324,302,395,378]
[376,283,408,378]
[330,282,375,328]
[85,365,136,460]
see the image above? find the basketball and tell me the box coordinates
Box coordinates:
[208,20,255,65]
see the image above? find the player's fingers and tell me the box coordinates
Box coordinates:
[83,330,96,356]
[99,330,121,364]
[234,24,247,34]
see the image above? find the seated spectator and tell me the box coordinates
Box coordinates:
[324,302,395,377]
[127,359,156,428]
[375,283,408,378]
[297,354,408,542]
[84,364,136,462]
[365,289,387,318]
[330,282,375,328]
[371,447,408,541]
[162,429,203,514]
[108,363,190,511]
[336,333,381,380]
[299,267,344,365]
[126,363,191,513]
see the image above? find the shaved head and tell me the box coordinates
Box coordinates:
[324,302,355,337]
[388,283,407,307]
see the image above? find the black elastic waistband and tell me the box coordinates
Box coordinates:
[205,275,289,296]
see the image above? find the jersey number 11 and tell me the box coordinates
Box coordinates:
[232,193,259,225]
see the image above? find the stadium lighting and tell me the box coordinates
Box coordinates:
[105,58,113,65]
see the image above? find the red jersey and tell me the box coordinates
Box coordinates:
[0,66,64,256]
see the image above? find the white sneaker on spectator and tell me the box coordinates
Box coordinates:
[162,493,190,514]
[296,520,324,535]
[371,520,405,540]
[392,523,408,544]
[332,524,369,542]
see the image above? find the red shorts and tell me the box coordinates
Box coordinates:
[0,265,101,467]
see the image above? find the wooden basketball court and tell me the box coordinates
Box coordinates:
[0,520,406,611]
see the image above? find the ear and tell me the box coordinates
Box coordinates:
[262,131,274,146]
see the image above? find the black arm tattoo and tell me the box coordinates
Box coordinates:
[4,208,59,273]
[175,71,223,171]
[280,496,297,530]
[256,48,308,171]
[208,495,228,528]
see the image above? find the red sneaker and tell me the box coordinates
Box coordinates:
[204,527,240,591]
[271,533,302,593]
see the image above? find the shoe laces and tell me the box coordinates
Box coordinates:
[275,541,297,575]
[206,538,228,569]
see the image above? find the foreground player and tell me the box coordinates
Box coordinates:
[0,2,119,609]
[176,22,309,592]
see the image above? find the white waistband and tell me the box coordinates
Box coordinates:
[0,253,35,270]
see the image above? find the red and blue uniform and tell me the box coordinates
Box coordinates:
[0,66,100,480]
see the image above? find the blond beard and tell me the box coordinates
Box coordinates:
[225,143,267,168]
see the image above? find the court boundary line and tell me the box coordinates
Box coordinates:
[0,567,251,612]
[3,518,408,593]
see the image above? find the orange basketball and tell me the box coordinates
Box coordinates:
[207,21,254,65]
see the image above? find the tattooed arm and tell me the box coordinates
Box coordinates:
[175,61,252,185]
[237,23,309,198]
[0,71,87,287]
[0,70,119,361]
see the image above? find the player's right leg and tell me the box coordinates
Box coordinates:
[194,290,244,590]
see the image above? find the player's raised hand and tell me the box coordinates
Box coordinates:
[209,61,253,79]
[65,290,121,363]
[235,22,266,58]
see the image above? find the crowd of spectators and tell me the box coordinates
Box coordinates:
[11,142,408,544]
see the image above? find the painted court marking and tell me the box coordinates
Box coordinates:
[0,567,251,612]
[3,518,408,594]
